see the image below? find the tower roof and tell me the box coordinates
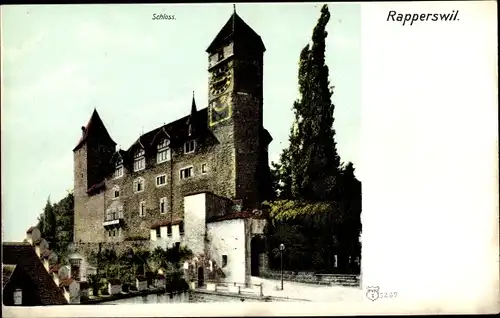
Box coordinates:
[206,11,265,53]
[73,109,116,151]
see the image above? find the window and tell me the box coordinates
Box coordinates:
[139,201,146,217]
[201,163,207,174]
[156,174,166,187]
[156,228,161,238]
[180,167,193,180]
[184,140,196,154]
[108,231,111,237]
[179,222,184,235]
[133,148,145,172]
[167,225,172,237]
[222,255,228,268]
[113,186,120,198]
[112,230,116,237]
[160,197,167,214]
[134,178,145,193]
[157,138,171,163]
[114,164,123,179]
[14,289,22,305]
[218,50,224,61]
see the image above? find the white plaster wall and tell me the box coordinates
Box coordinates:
[249,219,267,235]
[150,225,184,251]
[183,194,207,255]
[69,282,80,304]
[172,225,180,242]
[206,219,246,284]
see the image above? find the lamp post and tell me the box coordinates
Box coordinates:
[279,243,285,290]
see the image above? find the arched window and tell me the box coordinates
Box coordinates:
[157,138,171,163]
[133,148,145,172]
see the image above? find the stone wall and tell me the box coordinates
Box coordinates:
[259,269,361,287]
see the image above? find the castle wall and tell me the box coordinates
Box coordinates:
[206,219,246,284]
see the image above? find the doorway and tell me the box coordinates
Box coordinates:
[197,267,204,287]
[251,236,263,276]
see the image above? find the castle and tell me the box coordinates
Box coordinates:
[71,10,272,285]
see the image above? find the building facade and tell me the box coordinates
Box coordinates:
[73,11,272,244]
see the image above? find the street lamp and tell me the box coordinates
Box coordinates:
[279,243,285,290]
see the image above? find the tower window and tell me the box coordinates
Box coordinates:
[160,197,167,214]
[112,186,120,199]
[222,255,228,268]
[139,201,146,217]
[134,177,145,193]
[201,163,207,174]
[184,140,196,154]
[133,148,145,172]
[218,50,224,61]
[157,138,171,163]
[156,174,166,187]
[180,166,193,180]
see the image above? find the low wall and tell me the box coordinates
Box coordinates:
[68,240,151,267]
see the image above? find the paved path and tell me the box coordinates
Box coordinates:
[250,276,363,302]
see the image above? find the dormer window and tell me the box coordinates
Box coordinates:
[157,138,171,163]
[133,148,145,172]
[184,140,196,154]
[114,158,124,179]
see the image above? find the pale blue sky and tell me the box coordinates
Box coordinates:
[1,3,360,241]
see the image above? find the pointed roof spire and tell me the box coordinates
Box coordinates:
[73,109,116,151]
[206,7,265,53]
[191,91,197,115]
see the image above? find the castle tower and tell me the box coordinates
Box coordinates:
[207,9,272,208]
[73,109,116,242]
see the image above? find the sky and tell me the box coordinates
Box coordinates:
[1,3,361,242]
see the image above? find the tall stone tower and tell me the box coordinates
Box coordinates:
[73,109,116,242]
[206,9,272,209]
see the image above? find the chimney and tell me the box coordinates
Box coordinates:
[81,126,86,137]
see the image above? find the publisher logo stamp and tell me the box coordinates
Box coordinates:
[366,286,398,301]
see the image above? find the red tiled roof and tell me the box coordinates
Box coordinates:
[59,278,75,288]
[150,218,183,229]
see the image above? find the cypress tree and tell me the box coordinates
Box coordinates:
[286,4,341,202]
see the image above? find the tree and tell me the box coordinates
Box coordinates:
[276,4,341,202]
[264,5,362,274]
[42,197,56,244]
